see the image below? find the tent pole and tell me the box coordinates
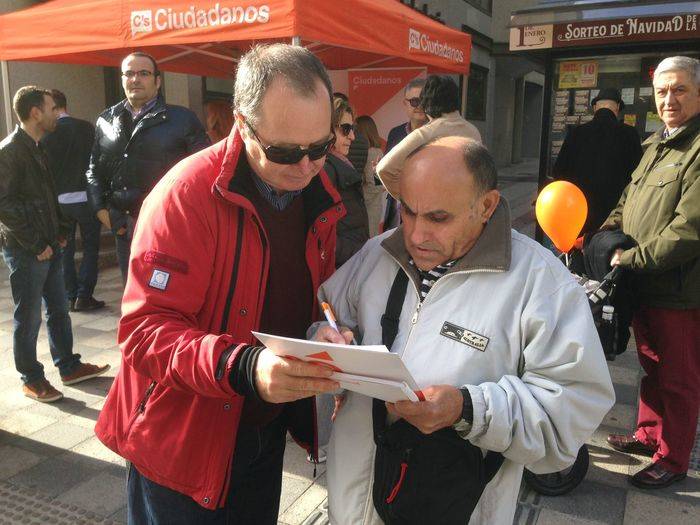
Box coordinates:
[460,74,468,116]
[1,61,12,136]
[291,36,301,46]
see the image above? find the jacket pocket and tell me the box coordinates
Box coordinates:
[126,381,156,435]
[645,164,680,187]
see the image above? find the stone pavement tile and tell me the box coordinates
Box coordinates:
[607,365,640,387]
[278,477,328,525]
[602,403,636,431]
[69,436,126,468]
[279,474,314,515]
[283,439,326,481]
[623,490,700,525]
[107,505,127,525]
[8,455,103,498]
[61,375,115,399]
[80,332,119,350]
[0,379,35,412]
[0,445,44,480]
[0,409,57,437]
[26,421,94,452]
[586,443,634,489]
[536,508,608,525]
[612,383,639,408]
[79,316,119,332]
[63,404,103,430]
[18,393,93,421]
[610,348,640,370]
[56,470,127,518]
[536,480,626,524]
[72,325,112,341]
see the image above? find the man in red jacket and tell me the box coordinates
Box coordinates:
[95,44,345,523]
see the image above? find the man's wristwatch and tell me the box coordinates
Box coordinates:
[452,387,473,438]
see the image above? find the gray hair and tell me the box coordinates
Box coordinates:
[233,44,333,126]
[404,77,427,95]
[653,56,700,86]
[406,139,497,194]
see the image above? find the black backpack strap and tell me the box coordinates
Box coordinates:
[484,451,505,483]
[374,268,410,439]
[381,269,409,349]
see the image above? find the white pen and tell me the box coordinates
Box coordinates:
[321,302,357,344]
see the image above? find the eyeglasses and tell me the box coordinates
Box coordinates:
[245,121,335,165]
[121,70,155,79]
[405,97,422,108]
[338,123,355,137]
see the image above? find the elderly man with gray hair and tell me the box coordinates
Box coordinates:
[95,44,344,523]
[605,56,700,489]
[315,136,614,524]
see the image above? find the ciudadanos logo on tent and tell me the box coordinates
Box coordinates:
[408,28,465,64]
[131,3,270,36]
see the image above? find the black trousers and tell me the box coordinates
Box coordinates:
[127,416,287,524]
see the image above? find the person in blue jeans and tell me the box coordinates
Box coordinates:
[0,86,109,402]
[42,89,105,312]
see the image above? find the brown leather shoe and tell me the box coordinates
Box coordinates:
[630,463,687,489]
[72,296,106,312]
[61,363,111,385]
[22,379,63,403]
[607,434,656,456]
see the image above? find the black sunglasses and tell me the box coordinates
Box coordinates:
[338,123,355,137]
[245,121,335,165]
[405,97,422,108]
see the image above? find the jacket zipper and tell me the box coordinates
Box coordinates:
[138,381,157,413]
[220,208,245,333]
[398,268,501,362]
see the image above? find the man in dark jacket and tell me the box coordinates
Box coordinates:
[605,56,700,489]
[86,51,210,282]
[0,86,109,403]
[42,89,104,312]
[553,88,642,236]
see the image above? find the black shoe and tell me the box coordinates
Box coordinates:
[607,434,656,457]
[73,296,106,312]
[69,298,76,311]
[630,463,686,489]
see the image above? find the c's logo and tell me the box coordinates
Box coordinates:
[408,28,421,50]
[131,10,153,36]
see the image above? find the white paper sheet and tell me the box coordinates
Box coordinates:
[252,331,423,402]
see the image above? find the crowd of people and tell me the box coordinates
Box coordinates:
[0,44,697,524]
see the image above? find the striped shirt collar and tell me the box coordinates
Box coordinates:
[125,97,158,120]
[409,258,457,301]
[251,172,303,211]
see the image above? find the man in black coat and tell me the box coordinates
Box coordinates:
[42,90,104,312]
[86,52,210,282]
[553,88,643,236]
[0,86,109,402]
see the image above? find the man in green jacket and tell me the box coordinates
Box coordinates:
[605,56,700,489]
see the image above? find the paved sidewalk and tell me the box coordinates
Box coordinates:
[1,163,698,524]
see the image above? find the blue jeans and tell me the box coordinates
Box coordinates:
[2,245,80,384]
[60,202,101,300]
[127,416,286,525]
[112,210,136,284]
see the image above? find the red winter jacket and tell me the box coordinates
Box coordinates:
[95,129,344,509]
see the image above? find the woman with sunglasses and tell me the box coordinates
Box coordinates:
[324,97,370,268]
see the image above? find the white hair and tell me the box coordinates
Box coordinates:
[653,56,700,86]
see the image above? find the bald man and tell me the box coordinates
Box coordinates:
[313,137,615,524]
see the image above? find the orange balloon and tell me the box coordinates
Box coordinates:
[536,181,588,253]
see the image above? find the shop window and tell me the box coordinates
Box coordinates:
[466,64,488,121]
[464,0,492,16]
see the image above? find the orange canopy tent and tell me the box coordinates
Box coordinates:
[0,0,471,77]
